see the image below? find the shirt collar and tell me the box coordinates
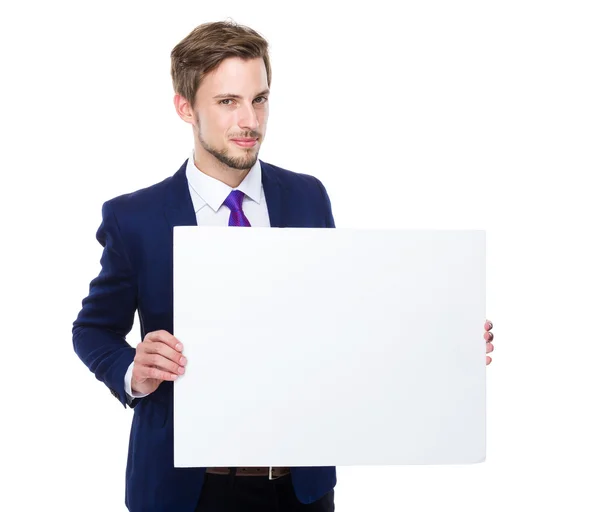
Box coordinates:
[185,150,263,213]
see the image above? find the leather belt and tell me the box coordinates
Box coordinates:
[206,467,290,480]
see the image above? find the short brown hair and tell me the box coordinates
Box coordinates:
[170,20,272,108]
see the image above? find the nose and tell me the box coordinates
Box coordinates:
[237,102,259,131]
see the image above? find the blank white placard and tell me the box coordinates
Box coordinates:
[173,228,486,467]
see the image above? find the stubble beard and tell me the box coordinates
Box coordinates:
[196,119,260,171]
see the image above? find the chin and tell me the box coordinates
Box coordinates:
[227,153,259,170]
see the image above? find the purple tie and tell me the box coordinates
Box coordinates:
[223,190,251,227]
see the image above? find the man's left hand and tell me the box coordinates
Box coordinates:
[485,319,494,365]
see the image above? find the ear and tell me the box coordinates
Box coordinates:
[173,94,195,125]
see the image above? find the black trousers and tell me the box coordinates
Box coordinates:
[195,472,335,512]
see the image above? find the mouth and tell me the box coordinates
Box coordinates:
[231,138,258,148]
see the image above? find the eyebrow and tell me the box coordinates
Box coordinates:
[213,89,270,100]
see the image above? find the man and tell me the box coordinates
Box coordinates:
[72,20,495,512]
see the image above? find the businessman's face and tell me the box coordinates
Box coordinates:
[192,57,269,170]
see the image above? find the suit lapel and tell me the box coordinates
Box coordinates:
[260,160,286,228]
[164,158,286,230]
[164,160,198,231]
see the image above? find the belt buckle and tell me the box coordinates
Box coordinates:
[269,467,275,480]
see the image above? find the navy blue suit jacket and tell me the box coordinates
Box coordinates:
[72,159,337,511]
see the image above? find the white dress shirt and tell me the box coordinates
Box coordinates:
[124,151,271,399]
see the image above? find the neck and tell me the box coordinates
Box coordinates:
[192,143,251,188]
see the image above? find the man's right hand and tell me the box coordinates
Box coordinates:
[131,330,186,396]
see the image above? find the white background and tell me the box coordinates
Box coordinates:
[1,1,598,510]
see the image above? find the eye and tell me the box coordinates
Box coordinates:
[219,99,233,105]
[254,96,268,104]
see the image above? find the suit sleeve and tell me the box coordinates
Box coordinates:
[72,200,139,409]
[315,178,336,228]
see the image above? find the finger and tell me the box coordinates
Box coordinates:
[133,353,179,381]
[136,352,185,376]
[141,340,187,368]
[485,320,493,331]
[136,341,187,380]
[137,365,179,381]
[486,342,494,353]
[145,330,184,352]
[484,331,494,341]
[486,356,492,365]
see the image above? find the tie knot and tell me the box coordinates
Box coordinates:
[224,189,245,212]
